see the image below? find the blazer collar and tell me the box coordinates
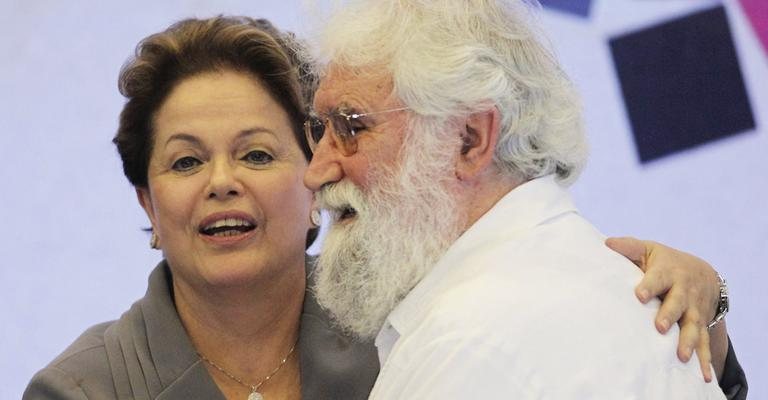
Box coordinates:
[140,262,226,399]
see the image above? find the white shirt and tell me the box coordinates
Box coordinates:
[369,176,725,399]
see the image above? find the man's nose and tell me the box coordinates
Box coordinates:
[304,133,345,191]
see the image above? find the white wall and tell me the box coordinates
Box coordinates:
[2,0,764,398]
[548,0,767,393]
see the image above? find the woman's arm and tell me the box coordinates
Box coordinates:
[605,237,746,398]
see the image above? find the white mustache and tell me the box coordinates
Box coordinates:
[315,181,368,218]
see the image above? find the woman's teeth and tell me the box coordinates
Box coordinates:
[200,218,255,236]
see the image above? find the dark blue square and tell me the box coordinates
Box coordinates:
[609,6,755,163]
[540,0,592,18]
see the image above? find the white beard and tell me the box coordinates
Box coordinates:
[313,119,465,339]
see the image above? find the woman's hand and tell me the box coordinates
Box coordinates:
[605,237,727,382]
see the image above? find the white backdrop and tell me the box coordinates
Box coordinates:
[2,0,765,398]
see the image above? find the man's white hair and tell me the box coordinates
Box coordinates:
[312,0,588,184]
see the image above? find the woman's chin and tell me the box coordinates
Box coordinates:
[199,260,273,288]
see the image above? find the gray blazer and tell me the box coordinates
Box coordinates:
[23,262,379,400]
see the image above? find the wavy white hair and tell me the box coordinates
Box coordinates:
[311,0,587,184]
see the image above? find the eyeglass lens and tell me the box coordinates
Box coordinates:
[304,114,358,155]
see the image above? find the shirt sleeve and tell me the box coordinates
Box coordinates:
[719,336,748,400]
[23,366,90,400]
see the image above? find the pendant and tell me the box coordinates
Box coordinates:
[248,391,264,400]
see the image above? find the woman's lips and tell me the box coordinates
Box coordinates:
[198,211,258,245]
[200,226,257,245]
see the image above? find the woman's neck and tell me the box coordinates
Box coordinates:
[172,261,306,399]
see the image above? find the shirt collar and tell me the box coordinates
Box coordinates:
[380,175,578,343]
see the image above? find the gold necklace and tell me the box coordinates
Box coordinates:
[198,340,297,400]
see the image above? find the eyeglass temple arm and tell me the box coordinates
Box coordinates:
[349,106,411,119]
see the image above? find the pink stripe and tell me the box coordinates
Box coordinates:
[739,0,768,55]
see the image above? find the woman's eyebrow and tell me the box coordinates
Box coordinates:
[164,133,201,148]
[234,127,279,146]
[163,128,278,149]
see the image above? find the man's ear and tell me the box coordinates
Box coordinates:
[456,107,501,181]
[136,187,158,230]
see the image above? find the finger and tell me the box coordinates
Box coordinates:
[696,327,713,382]
[606,237,647,267]
[654,286,686,333]
[677,311,704,363]
[635,266,673,304]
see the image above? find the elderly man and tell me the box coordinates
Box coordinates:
[303,0,744,398]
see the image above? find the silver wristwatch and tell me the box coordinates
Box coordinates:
[707,272,729,330]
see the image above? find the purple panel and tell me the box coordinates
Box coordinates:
[609,6,755,163]
[539,0,592,18]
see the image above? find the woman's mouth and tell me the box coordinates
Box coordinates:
[199,217,256,237]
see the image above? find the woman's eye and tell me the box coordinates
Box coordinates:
[242,150,274,165]
[171,156,201,171]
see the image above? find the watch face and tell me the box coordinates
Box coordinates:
[707,273,729,330]
[719,275,729,311]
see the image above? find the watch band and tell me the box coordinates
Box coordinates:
[707,272,729,330]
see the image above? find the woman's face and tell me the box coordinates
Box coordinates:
[137,69,313,289]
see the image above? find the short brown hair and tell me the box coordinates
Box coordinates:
[113,16,315,188]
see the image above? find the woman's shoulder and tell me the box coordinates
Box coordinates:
[23,321,118,399]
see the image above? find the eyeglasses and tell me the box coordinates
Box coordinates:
[304,104,410,156]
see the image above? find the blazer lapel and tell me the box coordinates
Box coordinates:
[143,263,226,400]
[299,258,380,400]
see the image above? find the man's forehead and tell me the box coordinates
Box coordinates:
[314,64,394,110]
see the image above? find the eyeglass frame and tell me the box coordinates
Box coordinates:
[304,104,410,156]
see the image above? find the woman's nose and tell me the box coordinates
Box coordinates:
[207,159,243,199]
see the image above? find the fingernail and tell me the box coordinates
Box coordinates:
[639,289,650,302]
[659,319,670,332]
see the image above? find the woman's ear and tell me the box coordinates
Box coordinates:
[456,107,501,181]
[136,187,158,230]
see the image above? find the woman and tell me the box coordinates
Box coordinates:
[23,17,375,400]
[23,16,744,400]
